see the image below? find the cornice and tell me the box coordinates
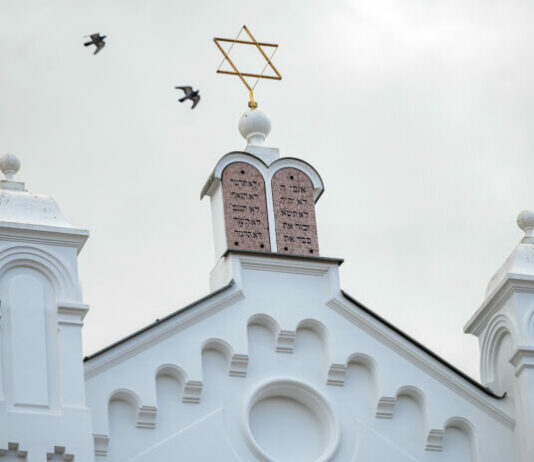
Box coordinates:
[84,284,244,379]
[510,346,534,377]
[232,250,342,277]
[464,276,534,336]
[0,221,89,253]
[328,296,515,430]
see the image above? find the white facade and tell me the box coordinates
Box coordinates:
[0,112,532,461]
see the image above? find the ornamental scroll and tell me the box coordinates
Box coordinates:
[272,167,319,255]
[222,162,271,251]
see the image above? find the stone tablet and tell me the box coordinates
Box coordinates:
[222,162,271,252]
[272,167,319,255]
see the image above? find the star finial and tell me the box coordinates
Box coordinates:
[213,25,282,109]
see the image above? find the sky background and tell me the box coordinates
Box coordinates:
[1,0,534,379]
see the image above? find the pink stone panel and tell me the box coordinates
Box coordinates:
[272,167,319,256]
[222,162,271,251]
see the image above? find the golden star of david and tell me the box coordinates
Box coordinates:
[213,25,282,109]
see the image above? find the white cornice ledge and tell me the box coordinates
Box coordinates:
[465,276,534,336]
[0,221,89,253]
[328,296,515,430]
[84,288,244,379]
[510,346,534,377]
[58,302,89,326]
[238,254,336,276]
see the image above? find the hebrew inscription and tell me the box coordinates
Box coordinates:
[272,167,319,255]
[222,162,271,251]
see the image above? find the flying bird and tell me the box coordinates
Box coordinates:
[175,86,201,109]
[84,33,107,55]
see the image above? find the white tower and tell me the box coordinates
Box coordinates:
[465,210,534,462]
[0,154,93,461]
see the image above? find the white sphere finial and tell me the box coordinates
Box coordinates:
[517,210,534,238]
[0,153,21,180]
[239,109,271,146]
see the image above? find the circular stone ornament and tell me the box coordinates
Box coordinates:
[242,378,340,462]
[238,109,271,145]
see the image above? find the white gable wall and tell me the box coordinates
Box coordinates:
[85,252,514,462]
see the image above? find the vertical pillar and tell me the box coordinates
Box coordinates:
[58,302,90,407]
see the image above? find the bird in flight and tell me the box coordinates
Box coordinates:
[84,33,107,55]
[175,86,201,109]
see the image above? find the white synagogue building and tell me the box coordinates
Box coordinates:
[0,109,533,461]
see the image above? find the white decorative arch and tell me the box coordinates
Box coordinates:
[0,245,80,301]
[202,337,234,358]
[523,308,534,344]
[444,416,478,460]
[296,318,329,344]
[480,313,517,385]
[108,388,156,430]
[346,352,378,374]
[155,363,188,384]
[108,388,142,411]
[202,337,249,377]
[396,384,427,404]
[248,313,280,335]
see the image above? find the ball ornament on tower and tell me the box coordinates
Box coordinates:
[517,210,534,239]
[238,109,271,146]
[0,152,21,180]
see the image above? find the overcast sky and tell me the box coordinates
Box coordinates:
[1,0,534,379]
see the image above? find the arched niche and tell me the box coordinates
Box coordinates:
[0,266,58,410]
[221,162,271,252]
[271,167,319,255]
[155,364,187,429]
[443,417,477,461]
[108,389,141,433]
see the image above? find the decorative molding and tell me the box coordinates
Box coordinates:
[425,429,445,452]
[93,434,109,457]
[510,346,534,377]
[182,380,202,404]
[239,254,333,277]
[376,397,396,419]
[276,330,296,353]
[47,446,74,461]
[327,363,347,386]
[328,297,515,430]
[0,442,27,458]
[480,313,517,385]
[229,353,249,377]
[84,289,244,379]
[242,377,340,462]
[136,405,157,429]
[0,221,88,253]
[0,245,80,301]
[465,277,534,336]
[58,302,89,326]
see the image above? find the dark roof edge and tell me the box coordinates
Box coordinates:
[340,290,504,400]
[84,280,236,363]
[224,248,344,265]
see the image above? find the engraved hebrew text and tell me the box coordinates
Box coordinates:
[272,168,319,255]
[222,162,270,251]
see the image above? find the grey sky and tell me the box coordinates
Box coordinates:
[1,0,533,378]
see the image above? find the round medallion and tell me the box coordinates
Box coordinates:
[243,379,339,462]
